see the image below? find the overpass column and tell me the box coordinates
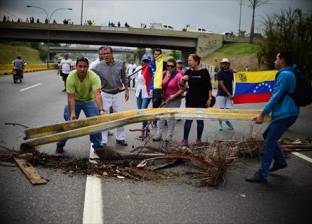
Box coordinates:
[181,49,194,64]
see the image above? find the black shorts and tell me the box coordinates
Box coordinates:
[60,72,69,81]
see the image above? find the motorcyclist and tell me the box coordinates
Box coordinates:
[12,56,25,83]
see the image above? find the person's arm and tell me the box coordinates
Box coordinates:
[67,93,77,120]
[94,88,105,114]
[206,70,213,107]
[218,80,232,97]
[121,62,129,101]
[167,75,185,102]
[254,73,288,124]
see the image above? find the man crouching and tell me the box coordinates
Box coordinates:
[56,57,120,159]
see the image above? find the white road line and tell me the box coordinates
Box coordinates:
[292,152,312,164]
[83,176,103,224]
[19,83,42,92]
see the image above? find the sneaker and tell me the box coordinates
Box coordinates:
[152,135,162,142]
[180,139,188,147]
[116,139,128,146]
[195,139,203,146]
[245,171,267,183]
[56,145,64,154]
[218,124,223,131]
[225,121,234,130]
[269,162,287,172]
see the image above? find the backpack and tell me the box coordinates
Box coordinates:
[290,67,312,107]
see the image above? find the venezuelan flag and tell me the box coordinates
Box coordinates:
[233,70,277,104]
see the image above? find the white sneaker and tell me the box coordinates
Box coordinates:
[89,144,100,164]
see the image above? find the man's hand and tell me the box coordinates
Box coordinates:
[70,113,77,120]
[125,89,129,101]
[253,113,264,124]
[206,98,212,108]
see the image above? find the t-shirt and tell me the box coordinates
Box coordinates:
[60,58,73,74]
[92,60,127,93]
[13,59,25,70]
[217,69,234,96]
[66,70,101,101]
[126,63,137,76]
[162,71,183,100]
[184,68,212,107]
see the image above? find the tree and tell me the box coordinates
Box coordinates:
[261,8,312,80]
[248,0,268,43]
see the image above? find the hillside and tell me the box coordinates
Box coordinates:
[204,43,264,71]
[0,43,43,64]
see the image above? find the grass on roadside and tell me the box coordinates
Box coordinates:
[0,43,43,64]
[216,43,260,55]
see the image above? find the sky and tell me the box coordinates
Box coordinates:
[0,0,311,34]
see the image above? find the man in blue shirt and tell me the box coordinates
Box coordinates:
[246,51,299,183]
[216,58,234,131]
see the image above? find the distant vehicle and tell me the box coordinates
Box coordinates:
[149,23,174,30]
[149,23,163,29]
[183,25,210,33]
[162,24,174,30]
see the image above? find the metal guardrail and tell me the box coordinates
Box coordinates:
[0,63,58,75]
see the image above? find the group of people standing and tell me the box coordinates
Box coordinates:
[55,48,300,184]
[56,47,224,158]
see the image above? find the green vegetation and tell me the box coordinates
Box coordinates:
[0,43,43,64]
[216,43,260,55]
[204,42,261,71]
[260,8,312,80]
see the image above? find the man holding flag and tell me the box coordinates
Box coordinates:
[245,51,299,183]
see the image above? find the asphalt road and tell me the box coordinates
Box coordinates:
[0,70,311,224]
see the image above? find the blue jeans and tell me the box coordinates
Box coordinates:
[136,91,151,128]
[259,116,297,178]
[56,100,102,150]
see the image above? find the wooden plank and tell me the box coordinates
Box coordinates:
[14,157,48,185]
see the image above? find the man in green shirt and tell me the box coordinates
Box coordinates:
[56,57,119,159]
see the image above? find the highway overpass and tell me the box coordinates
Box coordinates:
[49,46,135,53]
[0,22,223,59]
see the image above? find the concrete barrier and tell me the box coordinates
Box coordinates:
[0,63,58,75]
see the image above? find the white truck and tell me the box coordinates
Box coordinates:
[149,23,174,30]
[183,25,211,33]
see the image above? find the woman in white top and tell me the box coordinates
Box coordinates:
[134,56,153,138]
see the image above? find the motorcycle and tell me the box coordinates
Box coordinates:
[13,68,23,83]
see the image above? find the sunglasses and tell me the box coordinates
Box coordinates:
[167,64,175,68]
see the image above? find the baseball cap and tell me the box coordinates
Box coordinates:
[142,54,150,62]
[221,58,230,63]
[176,59,182,64]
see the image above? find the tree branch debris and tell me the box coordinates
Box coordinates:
[0,138,311,186]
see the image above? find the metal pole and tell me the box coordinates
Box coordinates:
[238,0,242,36]
[80,0,84,25]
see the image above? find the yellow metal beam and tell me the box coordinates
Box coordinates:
[21,108,268,151]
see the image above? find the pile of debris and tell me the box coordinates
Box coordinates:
[0,137,311,186]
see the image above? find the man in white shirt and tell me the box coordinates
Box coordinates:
[59,54,73,92]
[126,59,137,88]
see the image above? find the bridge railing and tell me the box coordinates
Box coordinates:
[0,63,58,75]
